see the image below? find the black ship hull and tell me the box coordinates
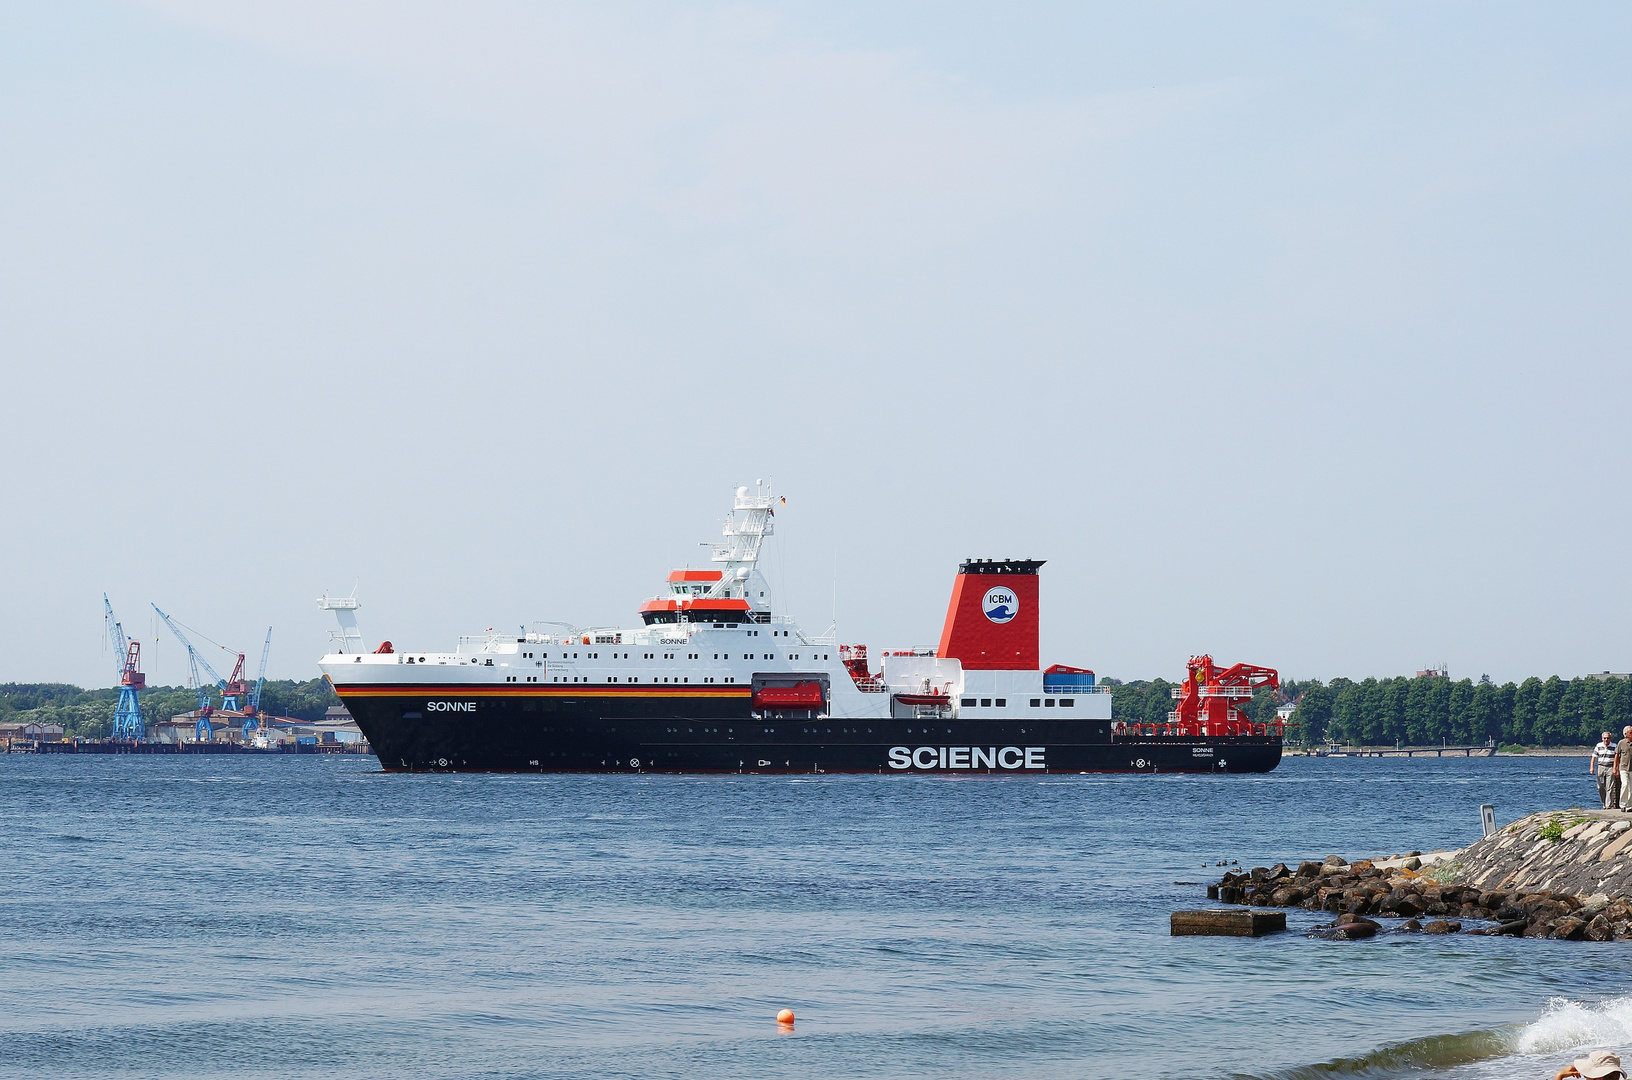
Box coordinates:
[338,689,1282,774]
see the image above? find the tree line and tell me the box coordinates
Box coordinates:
[1102,672,1631,748]
[0,678,340,739]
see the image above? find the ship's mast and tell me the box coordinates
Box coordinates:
[707,481,776,614]
[318,592,364,654]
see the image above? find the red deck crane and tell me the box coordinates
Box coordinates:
[1168,654,1283,738]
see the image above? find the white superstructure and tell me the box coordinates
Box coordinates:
[317,483,1111,722]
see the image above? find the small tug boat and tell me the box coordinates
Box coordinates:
[317,485,1283,774]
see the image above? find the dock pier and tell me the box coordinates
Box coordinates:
[1287,744,1498,758]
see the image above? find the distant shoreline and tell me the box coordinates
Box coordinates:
[1285,745,1590,757]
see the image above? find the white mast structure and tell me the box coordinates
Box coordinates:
[705,481,776,617]
[318,592,365,654]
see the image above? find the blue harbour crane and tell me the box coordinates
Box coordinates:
[103,595,147,741]
[152,604,227,743]
[151,607,274,742]
[242,628,272,737]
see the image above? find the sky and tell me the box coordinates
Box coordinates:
[2,2,1628,690]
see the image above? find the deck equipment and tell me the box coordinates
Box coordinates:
[1167,655,1283,738]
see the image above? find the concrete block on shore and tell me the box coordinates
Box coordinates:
[1171,909,1286,937]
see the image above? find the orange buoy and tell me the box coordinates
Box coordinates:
[776,1009,795,1026]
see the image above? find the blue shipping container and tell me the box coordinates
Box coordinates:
[1043,669,1095,691]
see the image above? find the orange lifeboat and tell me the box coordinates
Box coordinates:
[753,682,826,710]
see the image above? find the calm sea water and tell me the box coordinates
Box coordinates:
[3,753,1630,1079]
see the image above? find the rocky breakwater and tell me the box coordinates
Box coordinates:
[1210,808,1632,942]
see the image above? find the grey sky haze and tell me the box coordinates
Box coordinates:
[2,2,1628,690]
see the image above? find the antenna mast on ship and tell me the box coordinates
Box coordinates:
[710,481,778,614]
[713,481,775,565]
[318,591,364,654]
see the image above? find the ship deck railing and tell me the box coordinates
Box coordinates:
[1169,686,1255,699]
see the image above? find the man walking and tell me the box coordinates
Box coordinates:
[1617,727,1632,811]
[1593,731,1618,809]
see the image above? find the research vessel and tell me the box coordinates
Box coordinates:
[317,485,1284,774]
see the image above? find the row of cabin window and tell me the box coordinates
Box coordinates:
[552,676,738,683]
[546,652,831,661]
[958,697,1077,708]
[508,629,799,662]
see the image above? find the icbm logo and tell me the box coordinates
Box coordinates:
[982,587,1018,624]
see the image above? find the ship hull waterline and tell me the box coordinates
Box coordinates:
[336,689,1283,775]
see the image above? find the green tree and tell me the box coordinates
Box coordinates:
[1250,686,1280,725]
[1329,679,1367,745]
[1142,679,1174,725]
[1536,676,1568,744]
[1358,678,1388,744]
[1605,679,1632,739]
[1447,679,1475,743]
[1510,677,1541,744]
[1291,681,1333,745]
